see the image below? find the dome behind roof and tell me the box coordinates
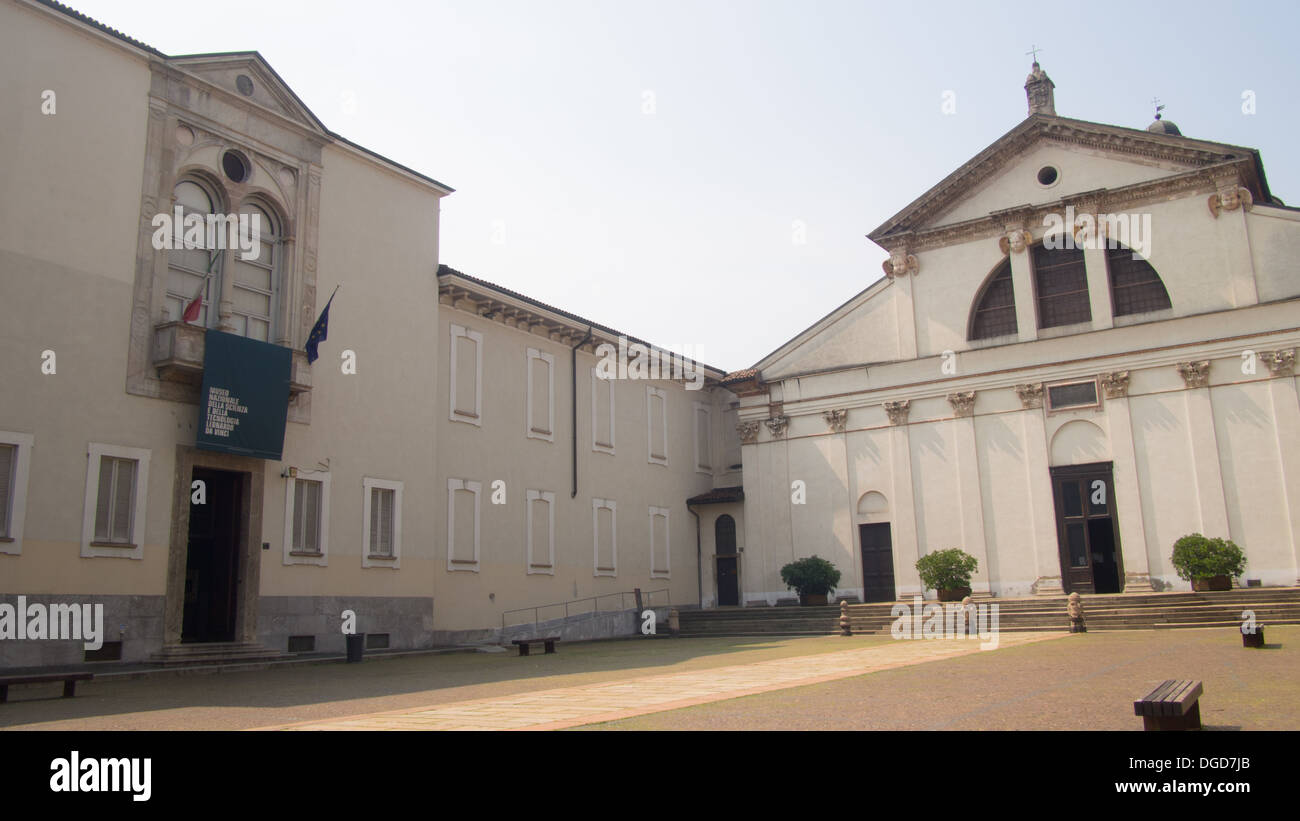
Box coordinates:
[1147,116,1182,136]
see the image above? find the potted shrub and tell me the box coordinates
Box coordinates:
[1171,534,1246,592]
[780,555,841,606]
[916,548,979,601]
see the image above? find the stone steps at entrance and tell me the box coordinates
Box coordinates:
[676,588,1300,637]
[151,641,288,666]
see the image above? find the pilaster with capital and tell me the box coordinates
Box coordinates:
[884,400,911,426]
[737,420,761,445]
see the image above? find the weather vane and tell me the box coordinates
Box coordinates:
[1151,97,1165,120]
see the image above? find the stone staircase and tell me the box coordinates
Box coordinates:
[676,588,1300,637]
[150,641,287,666]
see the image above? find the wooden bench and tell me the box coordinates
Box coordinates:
[510,637,559,656]
[0,672,94,703]
[1133,679,1202,731]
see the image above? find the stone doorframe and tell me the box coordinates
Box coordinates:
[164,445,265,645]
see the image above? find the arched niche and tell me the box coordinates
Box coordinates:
[1049,419,1109,466]
[856,490,889,522]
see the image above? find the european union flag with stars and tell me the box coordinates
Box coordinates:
[306,286,338,364]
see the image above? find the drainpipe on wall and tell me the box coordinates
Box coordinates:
[688,505,702,608]
[571,326,593,498]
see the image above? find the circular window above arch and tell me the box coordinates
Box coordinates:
[1036,165,1060,187]
[222,150,250,183]
[236,75,255,96]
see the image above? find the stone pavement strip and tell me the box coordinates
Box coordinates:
[260,632,1068,731]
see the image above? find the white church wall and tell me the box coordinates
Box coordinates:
[975,412,1039,597]
[762,280,899,380]
[1246,207,1300,304]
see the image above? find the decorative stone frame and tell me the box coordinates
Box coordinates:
[0,431,34,555]
[165,445,264,646]
[362,477,403,569]
[127,61,327,425]
[82,442,152,559]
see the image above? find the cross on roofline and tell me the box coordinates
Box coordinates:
[1026,45,1042,62]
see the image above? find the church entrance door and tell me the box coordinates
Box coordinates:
[1050,463,1123,594]
[859,523,896,602]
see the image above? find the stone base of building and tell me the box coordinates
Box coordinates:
[1032,576,1065,596]
[0,593,164,668]
[1123,573,1156,593]
[256,595,435,656]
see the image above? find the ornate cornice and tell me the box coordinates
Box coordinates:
[764,415,789,438]
[947,391,976,417]
[822,408,847,433]
[1175,360,1211,388]
[884,400,911,426]
[1100,370,1130,399]
[737,420,761,445]
[1015,383,1044,409]
[1260,349,1296,376]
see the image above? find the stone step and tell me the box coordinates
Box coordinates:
[150,642,287,666]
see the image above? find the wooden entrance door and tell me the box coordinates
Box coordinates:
[859,523,896,603]
[1050,463,1123,594]
[183,468,243,642]
[715,515,739,606]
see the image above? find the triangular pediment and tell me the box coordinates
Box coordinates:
[168,52,328,135]
[869,115,1265,244]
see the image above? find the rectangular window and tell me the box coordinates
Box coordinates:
[0,432,34,555]
[591,368,615,454]
[82,443,151,559]
[693,402,712,473]
[450,324,483,425]
[527,348,555,441]
[649,506,670,579]
[447,478,481,571]
[593,498,617,577]
[1046,379,1100,411]
[647,386,667,465]
[1033,245,1091,329]
[283,470,330,566]
[526,489,555,574]
[363,477,403,568]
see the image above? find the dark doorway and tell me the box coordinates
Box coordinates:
[183,468,244,643]
[1050,463,1123,594]
[715,515,739,607]
[859,523,896,602]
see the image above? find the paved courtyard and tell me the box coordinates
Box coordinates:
[1,627,1295,731]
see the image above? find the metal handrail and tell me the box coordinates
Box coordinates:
[501,588,671,630]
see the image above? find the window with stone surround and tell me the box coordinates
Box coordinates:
[593,498,617,577]
[0,432,33,555]
[363,477,402,568]
[82,443,151,559]
[284,471,330,565]
[1106,245,1171,317]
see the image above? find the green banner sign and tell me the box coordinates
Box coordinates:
[196,329,291,460]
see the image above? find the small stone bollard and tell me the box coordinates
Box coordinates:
[1067,592,1087,633]
[667,608,680,636]
[1242,624,1265,648]
[960,596,975,635]
[839,600,852,636]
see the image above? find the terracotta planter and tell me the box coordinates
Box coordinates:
[1192,575,1232,592]
[937,587,972,602]
[801,593,829,606]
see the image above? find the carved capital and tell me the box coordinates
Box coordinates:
[1015,383,1044,409]
[998,229,1033,255]
[1100,370,1130,399]
[737,420,761,445]
[1175,360,1211,389]
[764,415,789,438]
[823,408,847,433]
[1260,349,1296,376]
[1208,185,1254,218]
[883,400,911,426]
[946,391,976,417]
[882,252,919,279]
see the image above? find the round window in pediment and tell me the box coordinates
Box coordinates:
[222,150,250,183]
[1037,165,1059,186]
[236,74,254,96]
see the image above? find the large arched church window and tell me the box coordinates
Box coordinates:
[1032,243,1091,329]
[1106,245,1171,317]
[969,258,1018,341]
[228,200,281,342]
[165,178,223,327]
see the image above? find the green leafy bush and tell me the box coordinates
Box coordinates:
[780,555,841,597]
[1170,534,1246,581]
[915,548,979,592]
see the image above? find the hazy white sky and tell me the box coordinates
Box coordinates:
[67,0,1300,371]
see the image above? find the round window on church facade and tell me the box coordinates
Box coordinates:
[222,150,250,183]
[1037,165,1059,186]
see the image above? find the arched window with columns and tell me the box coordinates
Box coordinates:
[228,199,281,342]
[1106,244,1171,317]
[1032,243,1091,329]
[165,177,224,327]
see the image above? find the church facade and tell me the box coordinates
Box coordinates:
[2,0,1297,670]
[712,64,1300,605]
